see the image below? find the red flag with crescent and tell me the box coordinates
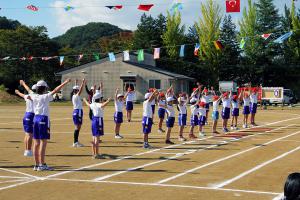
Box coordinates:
[226,0,240,13]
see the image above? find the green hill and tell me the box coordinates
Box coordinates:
[53,22,127,50]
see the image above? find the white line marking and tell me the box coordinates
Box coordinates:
[46,177,280,196]
[273,193,284,200]
[0,179,36,191]
[157,127,299,184]
[0,179,26,184]
[214,145,300,188]
[0,168,40,179]
[0,175,31,179]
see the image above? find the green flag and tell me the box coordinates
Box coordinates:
[239,38,245,49]
[137,49,144,62]
[93,53,100,60]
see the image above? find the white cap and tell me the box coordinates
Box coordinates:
[36,80,48,87]
[190,98,197,103]
[94,90,103,97]
[167,97,175,102]
[31,84,37,90]
[91,86,94,90]
[179,97,186,102]
[73,85,79,90]
[117,94,124,98]
[144,93,151,99]
[93,93,102,100]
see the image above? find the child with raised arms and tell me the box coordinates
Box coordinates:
[157,92,167,133]
[189,97,199,139]
[15,83,37,157]
[83,94,111,159]
[242,89,250,128]
[221,91,231,133]
[20,78,71,171]
[71,79,86,147]
[201,88,210,125]
[177,94,188,141]
[124,86,135,122]
[165,96,176,144]
[114,88,124,139]
[250,87,258,126]
[230,92,243,130]
[142,90,159,149]
[211,95,222,135]
[198,101,207,137]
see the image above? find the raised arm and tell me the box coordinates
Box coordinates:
[238,89,243,100]
[50,78,71,95]
[101,98,111,108]
[114,88,119,101]
[149,89,159,102]
[83,98,90,107]
[99,82,103,91]
[15,89,26,99]
[85,84,91,94]
[78,78,86,96]
[19,80,32,94]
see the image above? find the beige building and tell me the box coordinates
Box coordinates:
[56,53,195,101]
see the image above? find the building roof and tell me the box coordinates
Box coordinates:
[56,53,195,81]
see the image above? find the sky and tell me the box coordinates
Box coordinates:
[0,0,299,38]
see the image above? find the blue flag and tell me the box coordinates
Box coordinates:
[179,45,185,57]
[108,52,116,62]
[274,31,293,43]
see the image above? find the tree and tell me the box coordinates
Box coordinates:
[162,11,185,59]
[0,16,20,30]
[219,15,240,81]
[256,0,280,33]
[194,0,222,83]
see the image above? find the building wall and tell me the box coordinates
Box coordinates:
[61,57,191,101]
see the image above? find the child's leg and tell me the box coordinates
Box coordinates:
[28,133,33,151]
[224,119,228,128]
[179,126,184,137]
[24,134,28,151]
[33,139,40,165]
[243,115,246,125]
[235,116,238,126]
[91,137,96,155]
[231,117,234,126]
[115,123,121,135]
[95,136,99,155]
[144,134,148,143]
[199,125,203,132]
[128,110,132,121]
[245,114,249,125]
[158,118,163,130]
[39,139,47,164]
[212,120,217,132]
[74,125,81,143]
[166,127,172,141]
[189,126,194,135]
[252,113,256,124]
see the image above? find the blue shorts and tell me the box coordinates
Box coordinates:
[151,105,155,114]
[243,106,250,115]
[199,116,206,126]
[190,115,199,126]
[205,103,209,111]
[232,108,239,116]
[178,114,187,126]
[92,117,104,136]
[23,112,34,133]
[142,117,153,134]
[222,107,230,119]
[212,111,219,121]
[33,115,50,140]
[73,109,83,125]
[158,108,166,119]
[166,117,175,128]
[126,101,133,111]
[114,112,123,124]
[250,103,257,114]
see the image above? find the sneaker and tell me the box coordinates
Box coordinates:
[158,129,163,134]
[37,164,53,171]
[93,154,104,159]
[230,126,234,130]
[165,140,175,144]
[242,124,247,128]
[72,142,78,147]
[143,143,152,149]
[33,165,38,171]
[115,134,124,139]
[223,128,229,133]
[199,132,206,137]
[205,122,209,125]
[189,134,198,139]
[235,126,239,130]
[178,137,187,142]
[76,142,84,147]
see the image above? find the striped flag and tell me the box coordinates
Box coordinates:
[154,48,160,59]
[123,50,130,61]
[27,5,38,11]
[194,43,200,56]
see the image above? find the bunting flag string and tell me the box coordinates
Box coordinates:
[27,5,38,11]
[138,4,154,11]
[64,6,75,11]
[105,5,123,10]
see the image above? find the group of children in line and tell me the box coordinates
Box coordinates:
[15,79,259,169]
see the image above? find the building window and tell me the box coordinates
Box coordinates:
[149,80,161,89]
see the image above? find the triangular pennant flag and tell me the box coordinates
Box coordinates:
[213,40,224,50]
[123,50,130,61]
[194,43,200,56]
[105,5,123,10]
[226,0,240,13]
[108,52,116,62]
[2,56,10,61]
[93,53,100,61]
[42,57,52,61]
[239,38,246,49]
[64,6,75,11]
[27,5,38,11]
[179,45,185,57]
[138,4,154,11]
[78,54,83,61]
[154,48,160,59]
[137,50,144,61]
[59,56,64,66]
[274,31,293,43]
[28,56,34,61]
[170,3,183,13]
[261,33,272,40]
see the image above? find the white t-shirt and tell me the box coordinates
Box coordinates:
[143,100,153,118]
[201,95,210,103]
[232,100,239,109]
[250,94,258,103]
[72,94,82,109]
[198,107,206,116]
[166,105,175,117]
[243,97,250,106]
[90,103,104,117]
[178,104,187,115]
[24,95,34,113]
[222,98,231,108]
[190,104,199,116]
[115,100,123,112]
[212,101,219,112]
[31,93,53,116]
[126,92,135,102]
[151,98,156,106]
[158,100,166,110]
